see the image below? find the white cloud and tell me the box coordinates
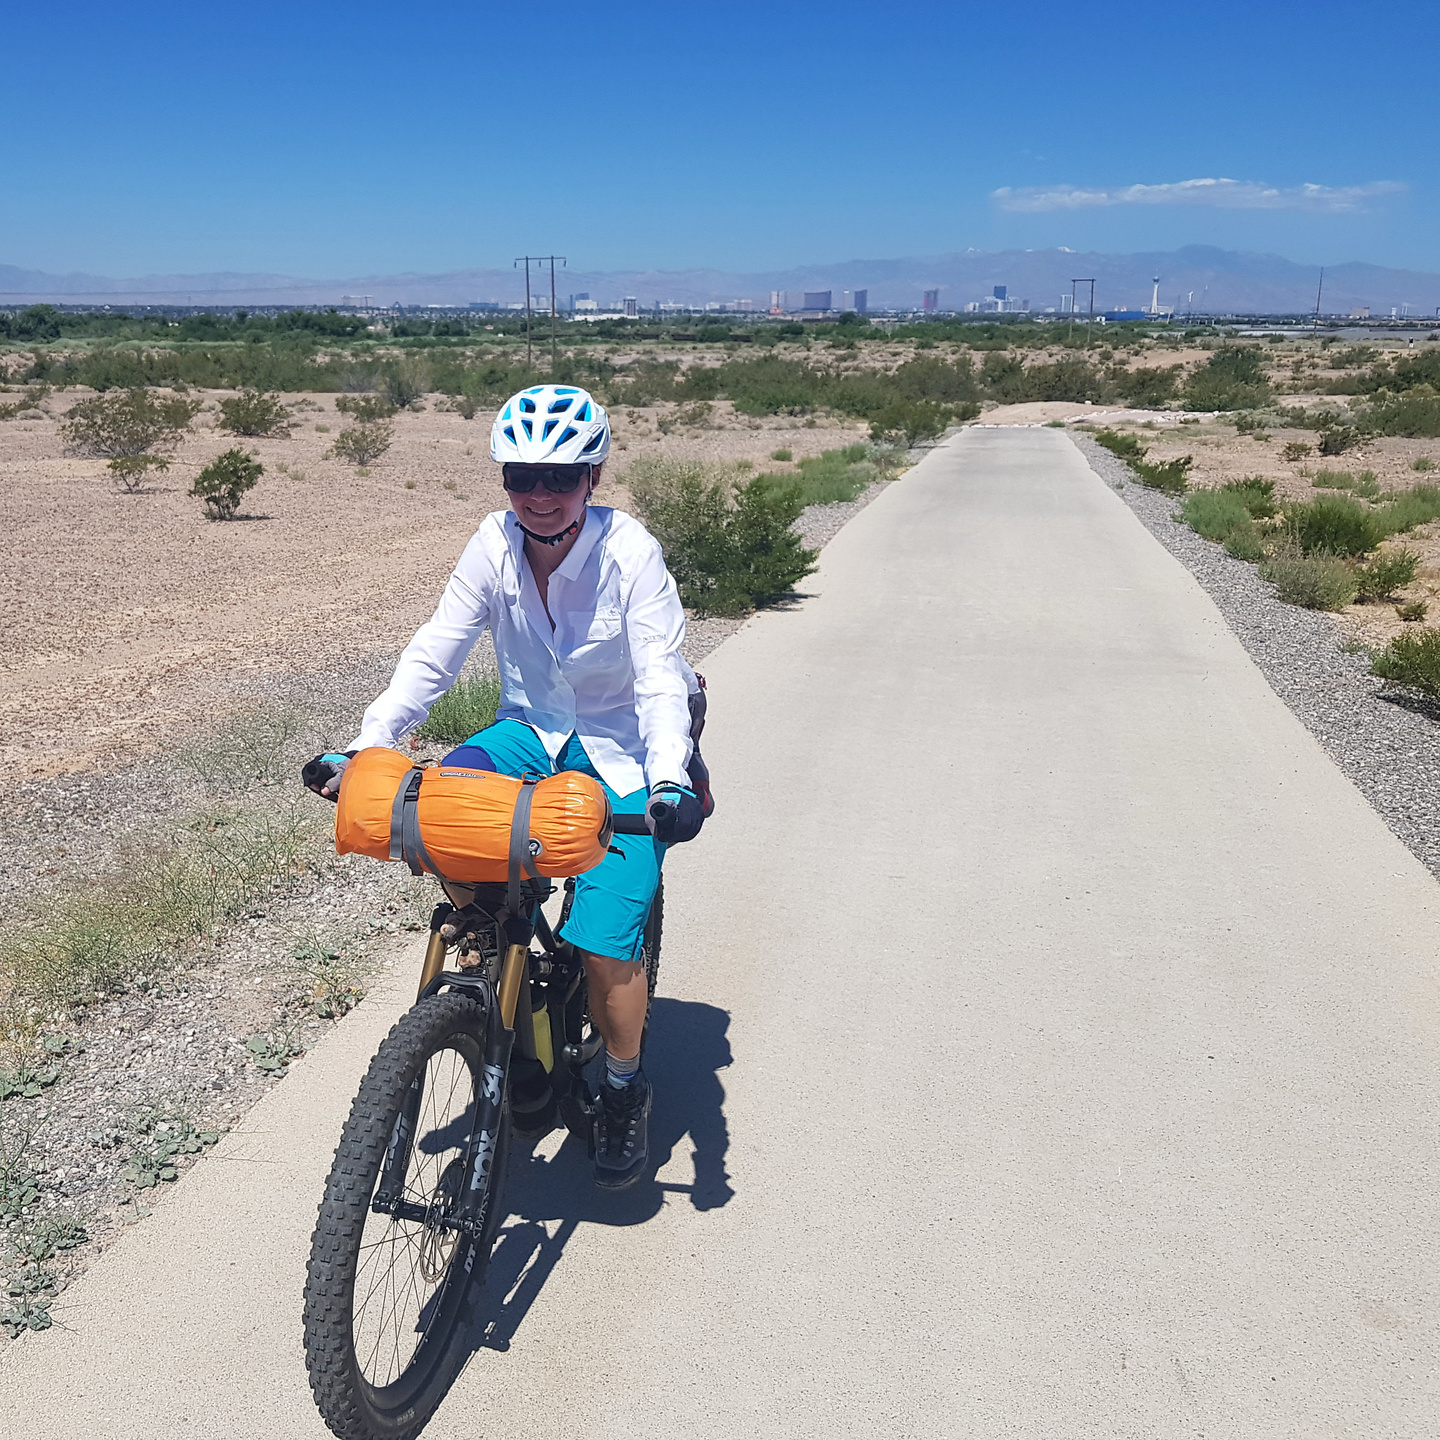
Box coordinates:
[992,178,1406,214]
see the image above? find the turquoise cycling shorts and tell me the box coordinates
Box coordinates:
[447,718,661,964]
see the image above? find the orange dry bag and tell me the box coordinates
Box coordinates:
[333,747,613,888]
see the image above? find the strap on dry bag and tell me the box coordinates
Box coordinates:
[507,775,545,917]
[388,766,450,884]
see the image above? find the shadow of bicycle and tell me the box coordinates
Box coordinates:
[461,997,733,1356]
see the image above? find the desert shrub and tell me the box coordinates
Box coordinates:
[626,457,818,615]
[335,394,397,421]
[1183,346,1271,411]
[1181,488,1253,542]
[413,672,502,745]
[1312,469,1355,489]
[1353,471,1381,500]
[1317,424,1357,455]
[1223,523,1266,562]
[866,397,956,444]
[1288,495,1384,556]
[107,454,169,492]
[1354,547,1419,602]
[329,422,393,465]
[1218,477,1278,519]
[1260,550,1358,610]
[190,448,262,519]
[1111,364,1179,408]
[385,353,431,409]
[1282,441,1311,462]
[1412,456,1436,472]
[1091,428,1145,461]
[1361,390,1440,438]
[1376,483,1440,535]
[218,389,293,436]
[1133,455,1192,496]
[1397,600,1429,623]
[1372,628,1440,698]
[453,395,480,419]
[753,444,887,507]
[770,448,792,461]
[62,387,200,458]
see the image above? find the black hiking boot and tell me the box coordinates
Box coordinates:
[594,1071,651,1189]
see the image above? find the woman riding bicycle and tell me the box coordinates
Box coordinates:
[306,384,704,1188]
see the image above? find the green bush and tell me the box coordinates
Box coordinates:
[1354,547,1419,602]
[1317,424,1357,455]
[1133,455,1193,496]
[1223,523,1266,561]
[866,397,957,444]
[1312,468,1355,489]
[61,387,200,458]
[190,448,262,519]
[385,353,431,409]
[1218,477,1277,518]
[1260,551,1358,610]
[1282,441,1311,462]
[754,444,873,506]
[1287,494,1384,556]
[335,394,397,422]
[413,673,502,745]
[328,422,394,465]
[1376,483,1440,535]
[1181,488,1253,541]
[107,454,169,492]
[1412,456,1436,472]
[218,389,293,436]
[1183,346,1271,411]
[1111,364,1179,408]
[770,448,792,461]
[1360,390,1440,437]
[1372,628,1440,698]
[1091,428,1146,461]
[626,457,818,616]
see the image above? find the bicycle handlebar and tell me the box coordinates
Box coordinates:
[610,813,653,836]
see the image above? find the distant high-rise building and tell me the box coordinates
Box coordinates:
[803,290,832,311]
[624,297,638,317]
[769,290,786,314]
[923,288,940,312]
[993,285,1007,301]
[853,289,868,313]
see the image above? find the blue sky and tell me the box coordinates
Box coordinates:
[3,0,1432,277]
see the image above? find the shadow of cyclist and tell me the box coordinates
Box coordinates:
[462,997,733,1355]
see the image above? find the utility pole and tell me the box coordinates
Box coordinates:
[1071,278,1096,348]
[515,255,567,373]
[1312,267,1325,334]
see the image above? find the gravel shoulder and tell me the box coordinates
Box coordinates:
[1073,430,1440,880]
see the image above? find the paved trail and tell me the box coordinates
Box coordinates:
[6,429,1440,1438]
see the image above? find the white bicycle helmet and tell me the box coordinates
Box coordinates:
[490,385,611,466]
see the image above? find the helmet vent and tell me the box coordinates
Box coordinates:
[556,426,578,447]
[521,418,533,439]
[504,425,516,443]
[581,430,603,454]
[542,419,559,440]
[577,402,591,421]
[548,397,573,414]
[519,396,537,414]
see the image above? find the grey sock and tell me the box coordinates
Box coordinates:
[604,1048,640,1089]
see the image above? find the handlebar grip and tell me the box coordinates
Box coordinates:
[610,813,652,836]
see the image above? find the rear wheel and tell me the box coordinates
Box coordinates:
[304,992,509,1440]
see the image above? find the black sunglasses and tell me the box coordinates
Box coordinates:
[502,462,592,495]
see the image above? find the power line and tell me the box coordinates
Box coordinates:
[514,255,567,371]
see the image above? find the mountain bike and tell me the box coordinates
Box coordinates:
[302,812,658,1440]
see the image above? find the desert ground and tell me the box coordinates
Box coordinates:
[0,390,867,779]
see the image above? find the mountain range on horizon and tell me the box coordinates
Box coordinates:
[2,246,1439,317]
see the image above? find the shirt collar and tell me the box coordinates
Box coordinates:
[500,506,603,580]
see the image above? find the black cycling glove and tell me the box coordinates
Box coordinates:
[302,751,356,801]
[645,782,705,844]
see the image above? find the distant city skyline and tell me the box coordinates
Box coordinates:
[1,2,1435,281]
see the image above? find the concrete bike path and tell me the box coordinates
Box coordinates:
[6,427,1440,1437]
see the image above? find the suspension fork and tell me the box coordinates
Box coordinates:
[454,937,530,1237]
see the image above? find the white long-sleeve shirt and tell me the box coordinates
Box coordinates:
[349,506,694,796]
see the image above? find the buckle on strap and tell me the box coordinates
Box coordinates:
[507,775,545,916]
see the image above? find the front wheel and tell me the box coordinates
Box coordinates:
[303,991,509,1440]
